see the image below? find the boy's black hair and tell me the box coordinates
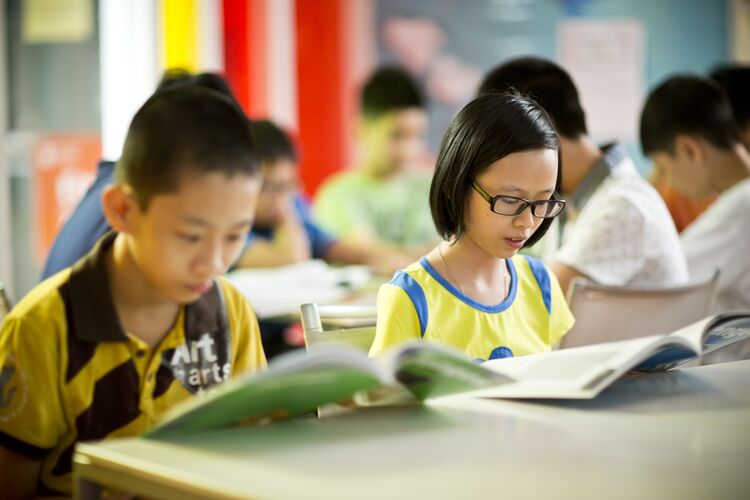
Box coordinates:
[116,87,259,209]
[250,120,298,165]
[361,66,424,119]
[156,69,244,114]
[478,57,587,139]
[710,64,750,129]
[430,92,561,247]
[640,74,738,156]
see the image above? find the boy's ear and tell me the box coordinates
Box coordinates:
[674,135,704,164]
[101,184,139,233]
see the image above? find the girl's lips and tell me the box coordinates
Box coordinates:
[504,237,527,250]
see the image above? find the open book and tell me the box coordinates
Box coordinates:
[145,311,750,438]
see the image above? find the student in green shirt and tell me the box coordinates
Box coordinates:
[314,67,439,257]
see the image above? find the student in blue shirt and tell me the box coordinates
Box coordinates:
[236,119,410,274]
[41,160,115,279]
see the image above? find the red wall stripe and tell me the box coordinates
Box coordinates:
[222,0,269,118]
[246,0,268,118]
[295,0,348,196]
[222,0,251,113]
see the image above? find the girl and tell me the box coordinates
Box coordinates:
[370,93,574,360]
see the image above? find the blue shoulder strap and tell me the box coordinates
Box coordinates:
[389,271,429,337]
[523,256,552,315]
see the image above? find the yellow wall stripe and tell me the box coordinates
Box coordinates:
[163,0,197,71]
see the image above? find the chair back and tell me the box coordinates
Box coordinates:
[560,272,719,349]
[300,303,377,353]
[0,283,12,325]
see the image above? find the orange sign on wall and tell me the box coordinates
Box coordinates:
[32,134,102,264]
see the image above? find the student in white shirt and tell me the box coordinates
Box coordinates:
[640,74,750,315]
[478,57,688,294]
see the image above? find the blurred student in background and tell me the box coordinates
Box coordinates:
[371,93,573,360]
[236,120,409,275]
[644,65,749,234]
[478,57,688,295]
[314,66,439,256]
[40,70,240,280]
[641,74,750,314]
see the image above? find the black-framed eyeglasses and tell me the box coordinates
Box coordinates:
[472,182,566,218]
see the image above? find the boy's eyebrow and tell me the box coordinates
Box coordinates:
[182,216,254,228]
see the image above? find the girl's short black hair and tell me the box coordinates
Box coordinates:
[430,92,561,247]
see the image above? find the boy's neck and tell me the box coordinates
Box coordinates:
[711,143,750,194]
[106,234,180,347]
[559,135,603,195]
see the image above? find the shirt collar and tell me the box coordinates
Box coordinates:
[65,232,224,343]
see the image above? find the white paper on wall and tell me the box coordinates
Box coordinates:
[559,19,645,142]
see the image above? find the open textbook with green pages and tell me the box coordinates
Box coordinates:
[145,311,750,438]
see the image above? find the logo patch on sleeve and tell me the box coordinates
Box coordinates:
[0,356,29,423]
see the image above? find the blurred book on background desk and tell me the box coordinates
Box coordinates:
[226,260,380,319]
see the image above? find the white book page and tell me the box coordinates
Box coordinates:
[455,335,692,399]
[664,313,750,358]
[665,316,715,353]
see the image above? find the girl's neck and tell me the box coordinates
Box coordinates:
[435,237,509,304]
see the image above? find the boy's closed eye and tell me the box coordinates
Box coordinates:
[177,232,202,243]
[225,233,245,243]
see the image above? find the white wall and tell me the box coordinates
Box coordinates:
[99,0,159,161]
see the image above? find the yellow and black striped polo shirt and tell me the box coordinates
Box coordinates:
[0,233,266,495]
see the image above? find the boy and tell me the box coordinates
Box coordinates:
[40,71,239,280]
[314,67,438,255]
[478,57,688,294]
[648,64,750,234]
[237,120,410,275]
[0,87,266,496]
[640,75,750,314]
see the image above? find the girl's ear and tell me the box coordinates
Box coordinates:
[102,184,138,234]
[674,135,705,164]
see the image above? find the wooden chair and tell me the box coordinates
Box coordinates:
[560,272,720,349]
